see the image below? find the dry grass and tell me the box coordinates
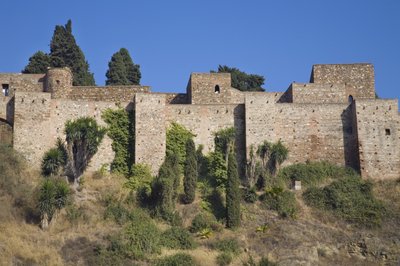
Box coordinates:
[0,167,129,266]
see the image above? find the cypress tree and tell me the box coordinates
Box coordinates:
[153,152,180,215]
[22,51,50,74]
[105,52,128,86]
[49,20,95,86]
[183,139,197,204]
[226,152,241,228]
[106,48,141,85]
[120,48,141,85]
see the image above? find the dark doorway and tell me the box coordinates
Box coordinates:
[2,84,9,96]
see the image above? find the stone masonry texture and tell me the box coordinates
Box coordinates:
[0,64,398,179]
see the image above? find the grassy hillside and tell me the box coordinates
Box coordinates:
[0,145,399,265]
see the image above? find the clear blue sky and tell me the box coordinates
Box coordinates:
[1,0,399,100]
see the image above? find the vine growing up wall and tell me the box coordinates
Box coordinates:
[166,122,195,170]
[102,108,135,176]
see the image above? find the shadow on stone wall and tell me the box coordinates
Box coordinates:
[0,118,13,146]
[6,97,14,125]
[234,104,246,179]
[341,102,360,172]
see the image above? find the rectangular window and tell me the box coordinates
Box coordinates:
[2,84,9,96]
[385,129,391,136]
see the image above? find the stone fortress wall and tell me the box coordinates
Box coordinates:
[0,63,398,179]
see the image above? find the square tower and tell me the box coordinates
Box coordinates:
[310,63,375,100]
[187,73,232,104]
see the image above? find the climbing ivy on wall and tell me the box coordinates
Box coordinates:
[166,122,195,170]
[102,108,135,176]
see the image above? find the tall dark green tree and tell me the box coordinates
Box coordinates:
[106,48,141,85]
[212,65,265,92]
[49,20,95,86]
[226,152,241,228]
[152,152,180,216]
[22,51,50,74]
[183,139,197,204]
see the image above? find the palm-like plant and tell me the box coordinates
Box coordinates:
[64,117,106,186]
[269,141,289,176]
[257,140,272,169]
[38,178,70,230]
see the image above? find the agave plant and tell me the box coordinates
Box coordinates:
[197,228,213,239]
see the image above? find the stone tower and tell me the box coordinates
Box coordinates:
[45,67,73,98]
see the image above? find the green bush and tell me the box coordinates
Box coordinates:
[161,227,196,249]
[243,187,257,203]
[104,197,153,226]
[124,163,153,191]
[278,161,358,188]
[260,187,297,218]
[113,217,161,259]
[162,211,183,226]
[190,212,222,233]
[207,151,228,188]
[104,201,131,225]
[216,252,232,266]
[303,176,385,227]
[258,257,276,266]
[212,238,241,255]
[156,253,197,266]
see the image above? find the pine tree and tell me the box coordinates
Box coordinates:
[226,152,241,228]
[22,51,50,74]
[212,65,265,92]
[49,20,95,86]
[183,139,197,204]
[106,48,141,85]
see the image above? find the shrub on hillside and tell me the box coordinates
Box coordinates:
[0,144,36,222]
[124,163,153,193]
[155,253,197,266]
[303,176,385,227]
[260,187,297,218]
[243,186,258,203]
[124,221,161,258]
[278,161,358,188]
[160,227,196,249]
[190,212,222,233]
[259,257,277,266]
[109,216,161,260]
[212,238,242,255]
[104,200,131,225]
[216,252,232,266]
